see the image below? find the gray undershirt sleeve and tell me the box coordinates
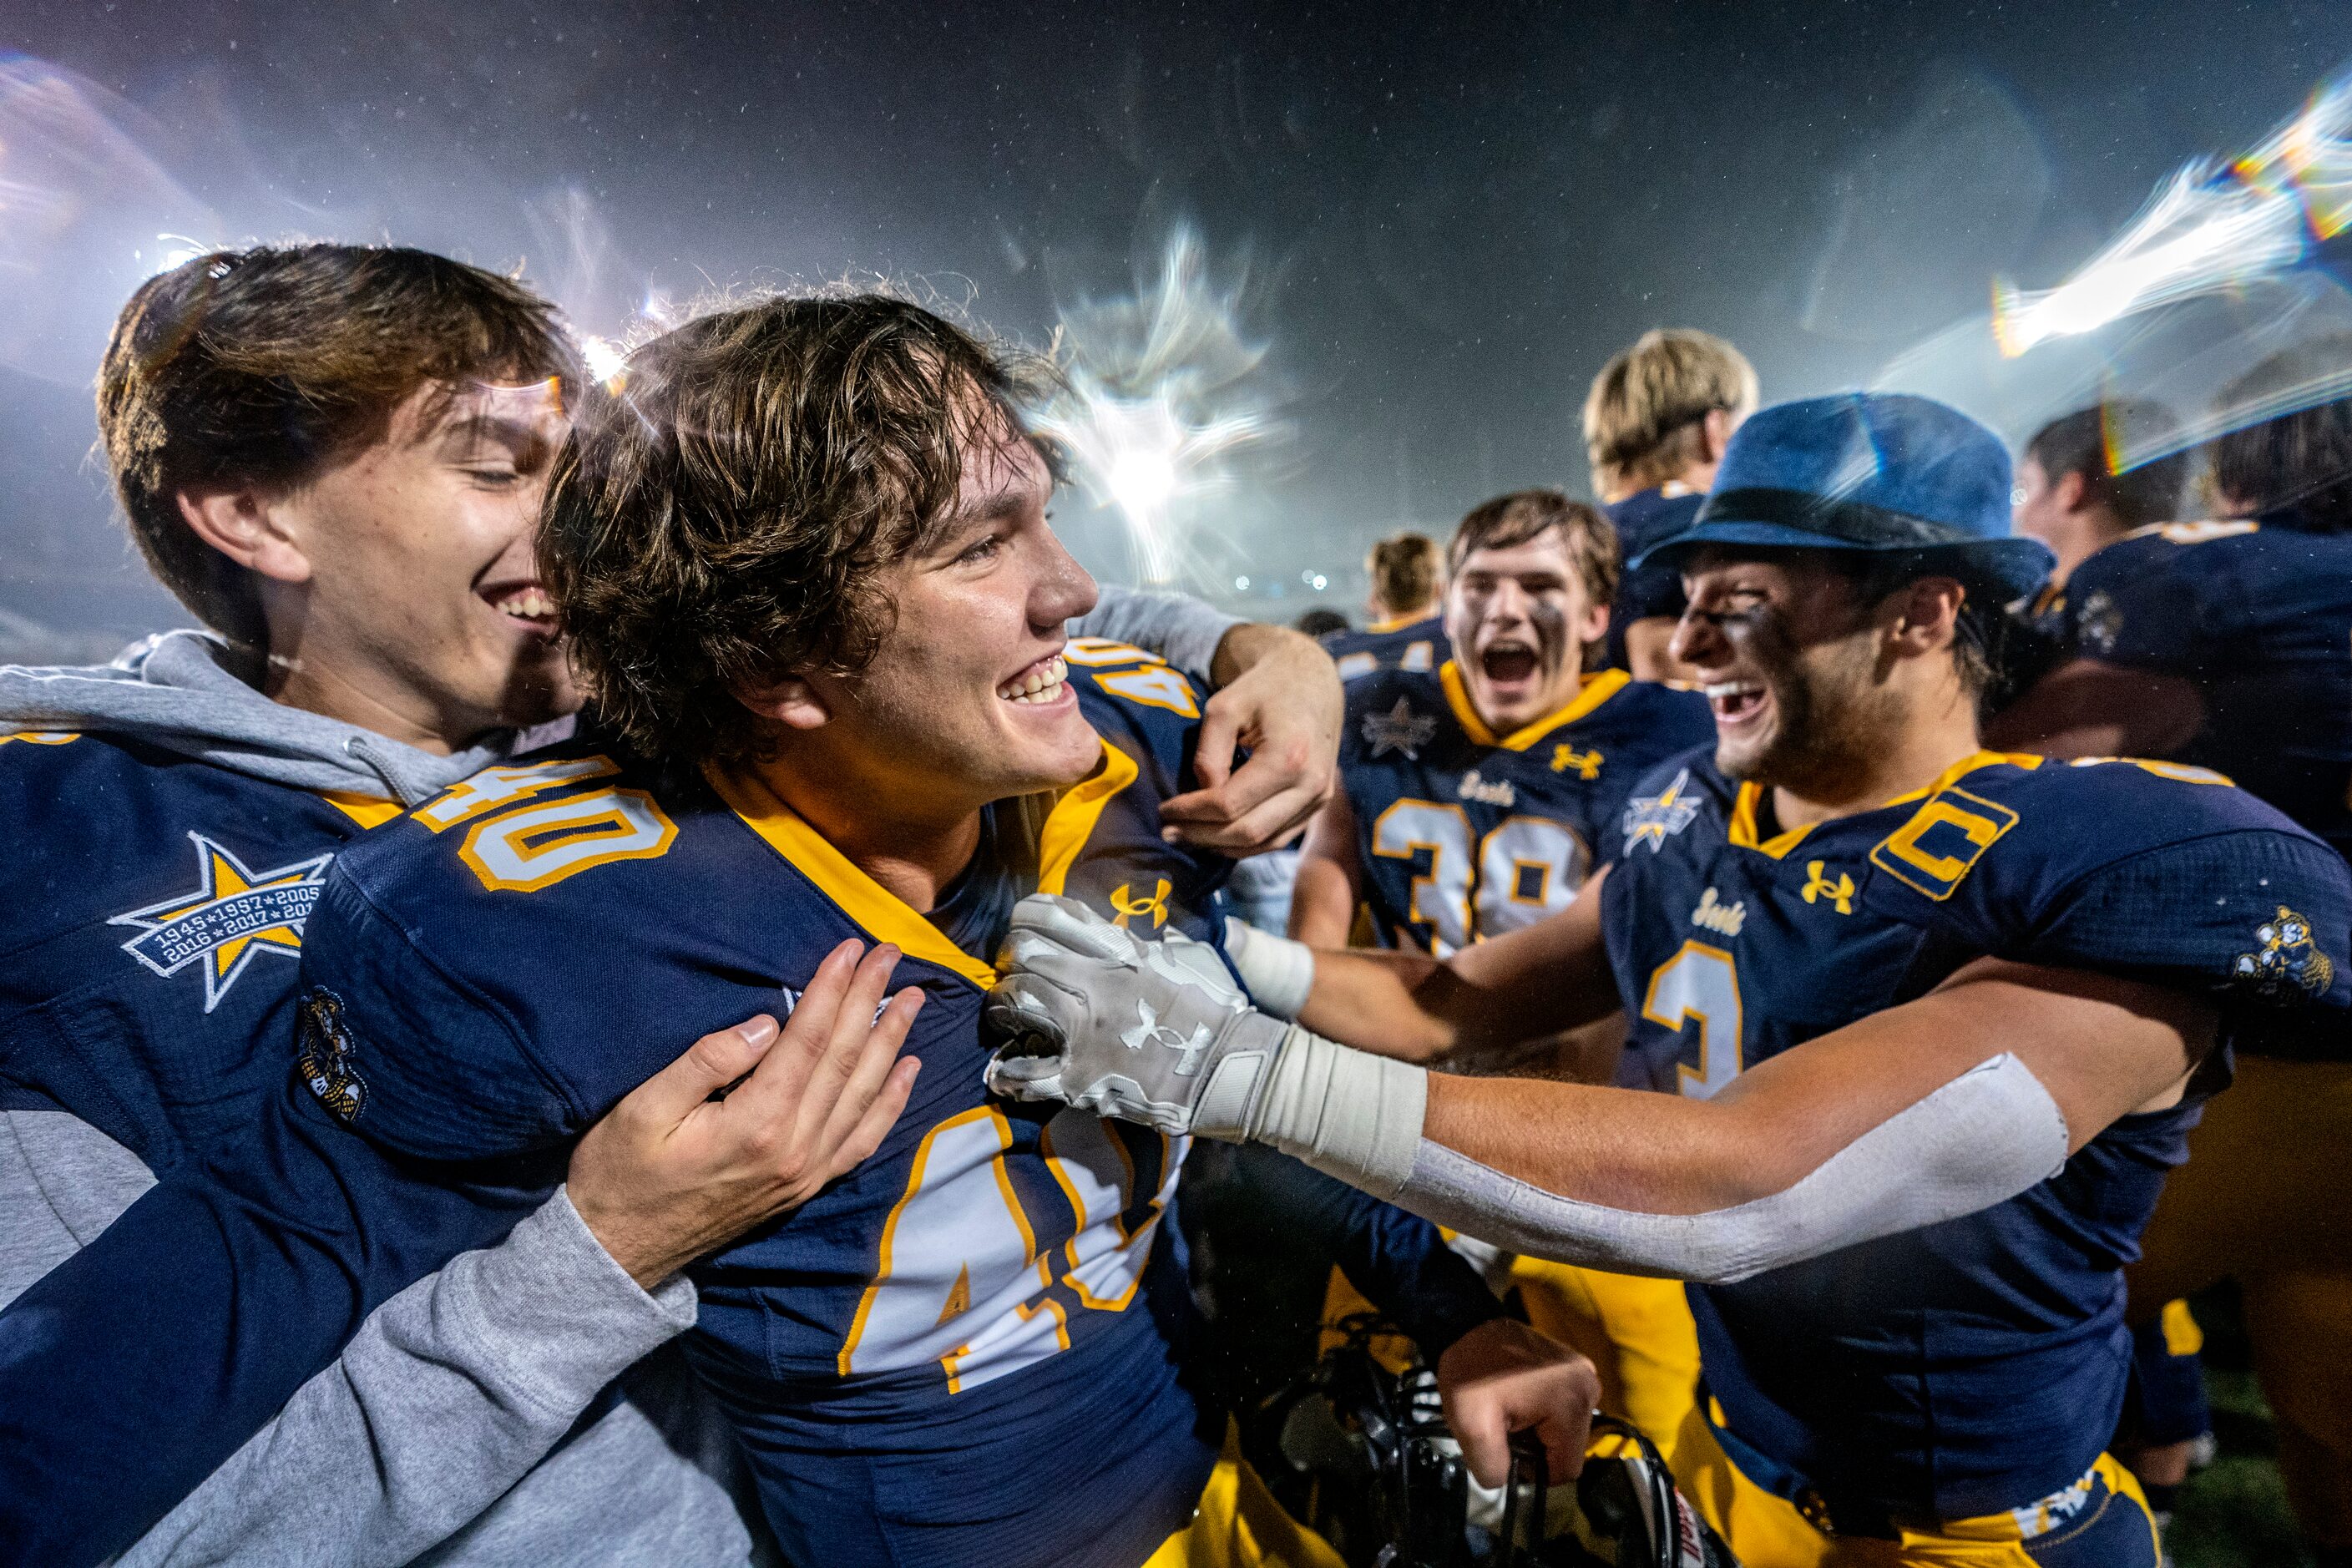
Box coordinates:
[0,1112,729,1568]
[1075,585,1241,683]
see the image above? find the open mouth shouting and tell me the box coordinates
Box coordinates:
[997,651,1070,709]
[1703,680,1769,728]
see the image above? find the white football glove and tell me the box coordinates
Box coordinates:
[984,894,1289,1139]
[986,895,1427,1196]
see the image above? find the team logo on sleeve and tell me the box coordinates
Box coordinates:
[1363,698,1438,760]
[2234,906,2335,999]
[295,988,367,1125]
[1622,769,1701,852]
[109,832,333,1012]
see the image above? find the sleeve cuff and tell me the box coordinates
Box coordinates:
[435,1186,697,1419]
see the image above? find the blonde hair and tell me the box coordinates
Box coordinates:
[1582,328,1758,496]
[1367,531,1442,616]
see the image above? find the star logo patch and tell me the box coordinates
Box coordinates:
[111,833,334,1012]
[1363,698,1438,760]
[1621,769,1702,853]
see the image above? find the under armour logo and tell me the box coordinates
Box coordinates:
[1551,745,1603,781]
[1801,860,1854,915]
[1110,878,1171,931]
[1120,999,1214,1076]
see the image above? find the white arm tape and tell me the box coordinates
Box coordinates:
[1369,1054,2069,1285]
[1223,918,1316,1020]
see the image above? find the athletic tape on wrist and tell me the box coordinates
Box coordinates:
[1222,918,1316,1020]
[1247,1026,1429,1199]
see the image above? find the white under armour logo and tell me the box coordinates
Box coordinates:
[1120,999,1214,1076]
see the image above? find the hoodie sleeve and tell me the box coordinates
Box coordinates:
[119,1188,696,1568]
[1075,587,1239,685]
[0,1072,554,1568]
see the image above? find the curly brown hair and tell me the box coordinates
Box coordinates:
[99,245,579,649]
[543,293,1053,771]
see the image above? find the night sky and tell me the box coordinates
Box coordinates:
[6,0,2351,653]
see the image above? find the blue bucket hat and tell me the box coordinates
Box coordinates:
[1628,392,2055,602]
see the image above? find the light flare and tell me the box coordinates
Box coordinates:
[579,335,629,393]
[1994,64,2352,357]
[1030,228,1286,588]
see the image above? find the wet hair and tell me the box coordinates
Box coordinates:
[1819,551,2007,704]
[1448,489,1620,609]
[2023,401,2188,529]
[2208,335,2352,531]
[542,292,1053,771]
[1365,532,1441,616]
[1582,328,1758,496]
[98,244,580,649]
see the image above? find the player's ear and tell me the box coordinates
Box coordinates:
[176,484,314,586]
[2054,469,2089,516]
[736,674,832,731]
[1886,577,1964,657]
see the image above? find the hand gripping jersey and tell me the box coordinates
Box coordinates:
[1601,748,2352,1525]
[1338,663,1712,953]
[1323,612,1450,684]
[2061,514,2352,862]
[0,640,1500,1568]
[0,729,398,1168]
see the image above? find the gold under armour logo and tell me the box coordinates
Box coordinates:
[1551,744,1603,781]
[1110,878,1172,930]
[1801,861,1854,915]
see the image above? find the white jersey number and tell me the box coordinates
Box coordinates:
[1371,801,1589,953]
[1640,940,1744,1098]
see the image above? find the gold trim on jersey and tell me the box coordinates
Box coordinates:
[1726,750,2042,861]
[711,740,1129,991]
[1437,663,1631,751]
[1037,741,1140,897]
[318,791,404,829]
[1364,609,1443,636]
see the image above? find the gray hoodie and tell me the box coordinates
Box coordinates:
[0,585,1237,1567]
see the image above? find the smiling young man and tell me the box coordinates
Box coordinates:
[0,248,1349,1567]
[0,294,1593,1568]
[989,392,2352,1566]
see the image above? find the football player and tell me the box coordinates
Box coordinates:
[0,250,1358,1565]
[990,392,2352,1567]
[1990,351,2352,1564]
[1582,328,1757,684]
[1993,400,2210,1520]
[0,294,1597,1568]
[1323,531,1449,680]
[1282,487,1712,1456]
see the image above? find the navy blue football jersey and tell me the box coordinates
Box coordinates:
[1323,612,1449,683]
[1339,664,1712,953]
[2061,515,2352,860]
[0,728,400,1167]
[1602,749,2352,1520]
[1602,486,1701,670]
[0,640,1503,1568]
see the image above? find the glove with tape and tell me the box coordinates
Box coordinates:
[985,894,1426,1195]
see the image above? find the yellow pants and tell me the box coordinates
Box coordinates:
[1141,1424,1348,1568]
[1672,1404,2160,1567]
[2126,1054,2352,1545]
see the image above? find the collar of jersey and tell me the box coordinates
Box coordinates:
[1439,662,1631,751]
[1726,748,2041,859]
[1365,609,1442,635]
[706,740,1136,990]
